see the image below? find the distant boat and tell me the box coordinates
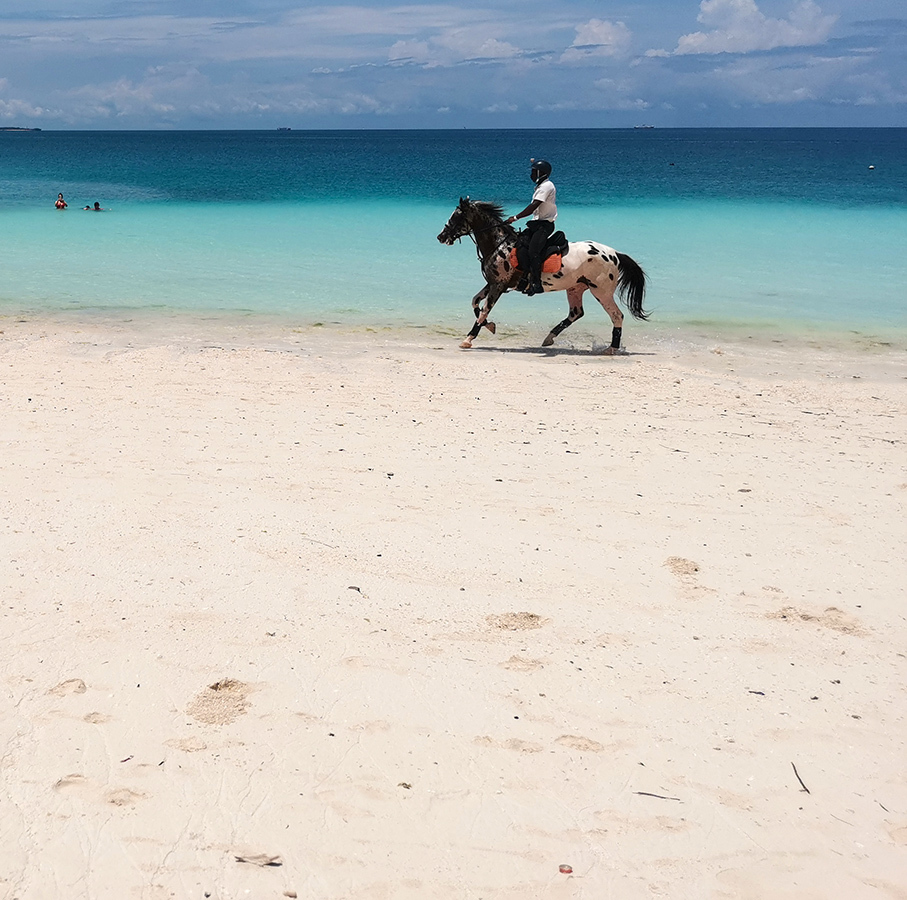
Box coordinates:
[277,127,292,131]
[0,126,42,132]
[633,124,655,130]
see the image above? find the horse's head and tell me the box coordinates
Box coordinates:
[437,197,475,245]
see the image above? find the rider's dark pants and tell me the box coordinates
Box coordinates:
[526,219,555,285]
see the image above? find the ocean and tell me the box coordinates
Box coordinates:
[1,128,905,346]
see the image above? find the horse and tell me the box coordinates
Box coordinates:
[437,197,648,351]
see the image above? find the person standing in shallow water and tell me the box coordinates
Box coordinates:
[55,193,67,209]
[505,159,556,295]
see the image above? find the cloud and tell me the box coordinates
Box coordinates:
[388,39,432,65]
[561,19,631,61]
[437,32,520,61]
[386,22,522,68]
[651,0,837,56]
[0,97,55,119]
[62,65,208,120]
[0,77,57,119]
[283,5,466,36]
[57,68,397,122]
[684,49,868,105]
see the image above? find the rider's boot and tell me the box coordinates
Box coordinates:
[526,261,544,295]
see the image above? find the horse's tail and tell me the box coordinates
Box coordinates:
[616,252,649,321]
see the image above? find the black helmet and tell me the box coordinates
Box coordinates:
[530,158,552,183]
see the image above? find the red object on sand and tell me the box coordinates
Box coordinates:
[559,864,573,874]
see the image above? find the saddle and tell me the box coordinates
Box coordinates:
[510,230,568,289]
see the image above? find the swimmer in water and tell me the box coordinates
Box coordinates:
[55,193,67,209]
[83,201,104,211]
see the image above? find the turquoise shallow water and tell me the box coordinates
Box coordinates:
[1,129,905,343]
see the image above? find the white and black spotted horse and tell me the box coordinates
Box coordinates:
[437,197,648,351]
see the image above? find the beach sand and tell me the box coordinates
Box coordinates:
[1,316,905,899]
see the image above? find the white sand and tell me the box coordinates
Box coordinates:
[1,317,905,899]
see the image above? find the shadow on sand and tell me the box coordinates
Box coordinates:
[467,345,656,358]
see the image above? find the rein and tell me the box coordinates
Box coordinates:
[471,221,505,235]
[460,219,513,263]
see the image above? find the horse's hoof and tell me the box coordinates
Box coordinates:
[459,340,473,349]
[484,321,496,334]
[542,334,555,348]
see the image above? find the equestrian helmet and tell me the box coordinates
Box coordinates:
[530,158,552,183]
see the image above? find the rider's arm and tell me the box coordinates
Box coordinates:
[506,199,541,224]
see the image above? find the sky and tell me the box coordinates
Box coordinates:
[0,0,904,128]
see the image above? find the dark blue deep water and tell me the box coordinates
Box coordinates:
[2,127,904,207]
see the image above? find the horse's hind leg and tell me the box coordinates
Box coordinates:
[590,277,625,354]
[461,284,503,349]
[542,285,585,347]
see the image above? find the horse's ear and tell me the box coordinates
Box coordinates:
[459,196,468,208]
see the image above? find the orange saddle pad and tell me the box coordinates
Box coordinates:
[509,248,562,274]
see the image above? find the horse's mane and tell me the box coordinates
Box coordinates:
[473,200,506,222]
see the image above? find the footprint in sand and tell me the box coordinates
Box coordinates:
[555,735,606,753]
[83,712,111,724]
[165,736,208,752]
[352,720,393,734]
[53,774,147,807]
[500,656,545,672]
[53,774,93,796]
[487,612,546,632]
[187,678,252,725]
[664,557,700,577]
[105,788,146,807]
[768,606,867,637]
[474,736,544,753]
[594,632,633,648]
[49,678,87,697]
[664,557,716,599]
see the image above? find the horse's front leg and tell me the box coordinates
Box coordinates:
[461,284,504,349]
[459,286,496,346]
[542,285,585,347]
[473,285,498,334]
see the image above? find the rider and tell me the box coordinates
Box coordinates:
[505,159,556,296]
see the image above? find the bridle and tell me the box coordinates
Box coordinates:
[443,211,513,263]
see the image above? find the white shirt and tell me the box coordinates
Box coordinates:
[531,179,557,221]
